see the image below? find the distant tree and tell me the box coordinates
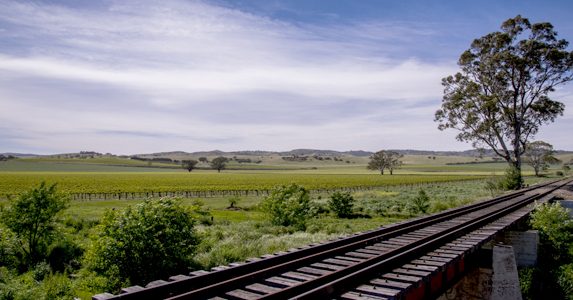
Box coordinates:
[525,141,561,176]
[210,156,229,172]
[367,151,387,175]
[182,159,198,172]
[387,152,403,175]
[227,196,240,209]
[198,157,208,163]
[367,150,403,175]
[1,182,69,267]
[435,15,573,186]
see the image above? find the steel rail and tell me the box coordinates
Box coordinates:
[163,179,565,300]
[286,179,572,299]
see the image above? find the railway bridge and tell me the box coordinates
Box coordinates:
[93,178,573,300]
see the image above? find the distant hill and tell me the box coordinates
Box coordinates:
[0,153,39,158]
[5,148,573,159]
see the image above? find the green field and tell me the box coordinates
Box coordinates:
[0,172,485,198]
[1,152,566,198]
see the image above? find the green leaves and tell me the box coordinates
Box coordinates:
[531,202,573,257]
[86,198,199,290]
[1,182,69,267]
[261,184,316,230]
[436,15,571,170]
[328,192,354,218]
[367,150,403,175]
[408,189,430,215]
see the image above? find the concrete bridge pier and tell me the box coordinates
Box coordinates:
[437,230,538,300]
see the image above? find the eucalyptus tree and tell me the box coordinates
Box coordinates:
[524,141,560,176]
[435,15,573,185]
[367,150,403,175]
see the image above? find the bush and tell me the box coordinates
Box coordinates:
[48,238,83,272]
[528,202,573,299]
[485,176,502,197]
[328,192,354,218]
[530,202,573,261]
[1,182,69,268]
[558,264,573,299]
[261,184,316,230]
[499,166,523,190]
[227,196,241,209]
[86,198,200,290]
[408,189,430,214]
[556,171,565,176]
[0,227,19,270]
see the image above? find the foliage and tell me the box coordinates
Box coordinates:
[261,184,316,230]
[558,264,573,299]
[86,198,200,290]
[1,182,69,268]
[47,238,83,273]
[182,159,199,172]
[210,156,229,172]
[435,15,572,180]
[0,227,19,270]
[499,166,523,190]
[485,176,502,197]
[328,192,354,218]
[227,196,240,209]
[528,202,573,299]
[408,189,430,214]
[525,141,560,176]
[519,267,535,300]
[367,150,403,175]
[530,202,573,260]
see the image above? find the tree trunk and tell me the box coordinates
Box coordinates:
[380,169,384,175]
[390,169,393,175]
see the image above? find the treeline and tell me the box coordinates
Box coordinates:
[281,155,350,162]
[0,154,16,161]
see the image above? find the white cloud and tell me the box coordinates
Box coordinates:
[3,0,568,153]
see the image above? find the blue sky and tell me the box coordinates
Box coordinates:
[1,0,572,154]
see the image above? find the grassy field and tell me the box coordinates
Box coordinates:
[0,153,566,299]
[0,172,485,198]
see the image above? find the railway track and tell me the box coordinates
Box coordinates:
[96,178,572,300]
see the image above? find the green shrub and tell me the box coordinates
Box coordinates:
[328,192,354,217]
[530,202,573,260]
[261,184,316,230]
[556,171,565,176]
[408,189,430,215]
[227,196,241,208]
[0,227,19,270]
[86,198,200,291]
[558,264,573,299]
[485,176,502,197]
[528,202,573,298]
[31,261,51,282]
[519,267,535,300]
[1,182,69,269]
[48,238,83,272]
[499,166,523,190]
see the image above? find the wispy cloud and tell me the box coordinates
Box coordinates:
[1,0,569,153]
